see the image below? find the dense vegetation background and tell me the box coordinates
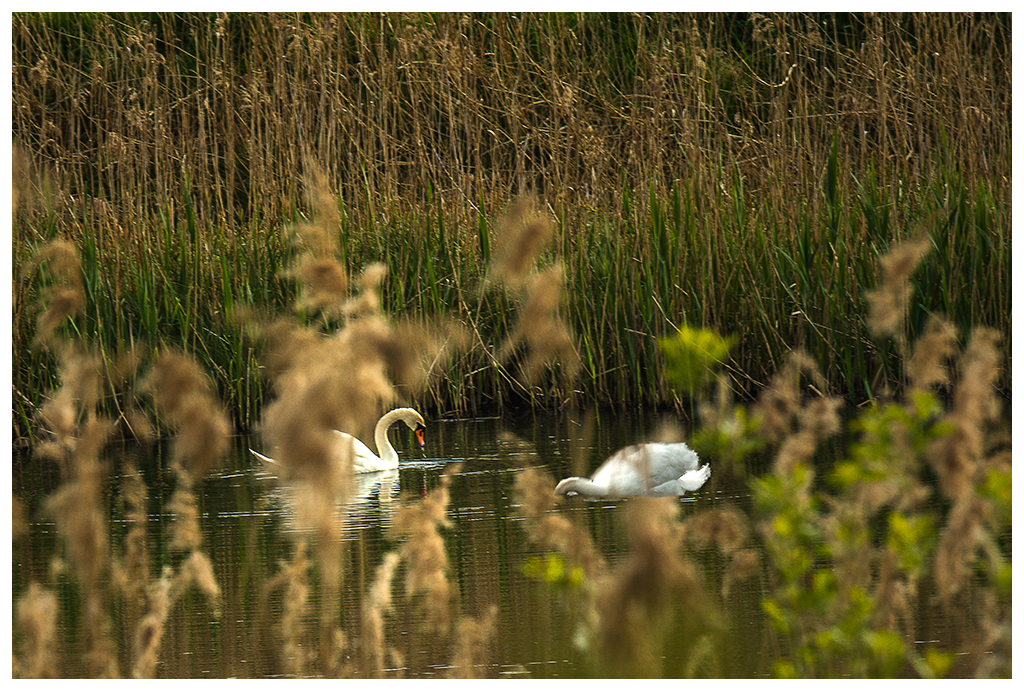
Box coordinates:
[11,13,1012,680]
[12,12,1011,436]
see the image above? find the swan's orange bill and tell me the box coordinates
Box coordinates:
[414,424,426,447]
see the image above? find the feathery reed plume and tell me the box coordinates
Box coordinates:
[933,494,991,602]
[259,324,381,494]
[926,328,1002,502]
[35,344,104,466]
[132,567,172,679]
[865,232,931,344]
[23,240,86,347]
[14,582,59,678]
[752,351,841,475]
[143,350,233,479]
[499,264,581,385]
[343,262,388,318]
[596,497,705,678]
[928,327,1005,602]
[362,551,402,678]
[488,193,553,288]
[448,605,498,679]
[514,466,603,580]
[263,540,312,677]
[281,165,347,316]
[751,349,824,445]
[907,315,958,393]
[390,465,460,636]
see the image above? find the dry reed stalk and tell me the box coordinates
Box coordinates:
[513,465,603,580]
[447,604,498,679]
[22,240,85,347]
[595,497,704,678]
[390,465,460,637]
[865,233,932,345]
[14,582,60,678]
[362,551,402,677]
[23,251,123,677]
[499,263,581,386]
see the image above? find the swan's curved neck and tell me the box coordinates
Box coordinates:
[373,409,407,465]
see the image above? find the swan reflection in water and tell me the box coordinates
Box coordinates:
[248,407,428,533]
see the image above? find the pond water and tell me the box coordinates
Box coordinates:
[10,410,995,678]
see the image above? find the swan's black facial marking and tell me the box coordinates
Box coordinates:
[414,423,426,447]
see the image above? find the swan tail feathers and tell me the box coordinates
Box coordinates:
[678,463,711,491]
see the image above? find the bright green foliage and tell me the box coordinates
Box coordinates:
[658,325,737,395]
[522,553,585,591]
[830,392,951,491]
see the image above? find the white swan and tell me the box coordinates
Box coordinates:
[554,442,710,497]
[249,407,426,474]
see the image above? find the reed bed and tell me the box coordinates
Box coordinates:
[11,13,1011,438]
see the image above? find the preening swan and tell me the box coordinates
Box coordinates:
[249,407,426,474]
[555,441,710,497]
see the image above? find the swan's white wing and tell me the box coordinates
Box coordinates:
[640,443,701,485]
[589,443,704,496]
[334,429,391,472]
[589,446,649,495]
